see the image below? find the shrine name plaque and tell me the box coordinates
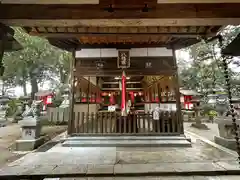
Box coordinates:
[118,50,130,69]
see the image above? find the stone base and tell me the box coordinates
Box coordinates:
[15,136,45,151]
[191,123,209,130]
[214,136,237,151]
[62,135,192,147]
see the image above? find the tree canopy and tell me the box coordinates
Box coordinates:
[2,28,71,98]
[178,26,240,97]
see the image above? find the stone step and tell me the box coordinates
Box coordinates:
[62,139,192,147]
[43,176,240,180]
[66,135,190,141]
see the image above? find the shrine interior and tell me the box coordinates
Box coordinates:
[74,75,177,112]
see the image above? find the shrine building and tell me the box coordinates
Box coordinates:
[1,0,240,142]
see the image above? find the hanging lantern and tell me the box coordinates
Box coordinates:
[102,92,107,96]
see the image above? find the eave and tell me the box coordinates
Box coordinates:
[25,25,221,50]
[222,33,240,56]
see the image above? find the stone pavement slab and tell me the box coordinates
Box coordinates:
[87,165,114,175]
[62,139,191,147]
[0,161,239,178]
[114,163,175,174]
[0,133,239,178]
[51,176,240,180]
[184,123,219,142]
[8,147,117,167]
[216,160,240,171]
[115,142,234,164]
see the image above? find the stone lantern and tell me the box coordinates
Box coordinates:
[191,100,209,129]
[0,97,9,127]
[214,99,240,150]
[16,100,44,151]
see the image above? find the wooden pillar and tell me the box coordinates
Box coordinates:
[68,50,76,135]
[0,28,6,97]
[0,31,5,76]
[172,49,184,134]
[87,76,90,113]
[0,39,4,63]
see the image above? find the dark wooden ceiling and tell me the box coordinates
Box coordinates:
[1,2,240,23]
[1,0,237,50]
[31,25,220,50]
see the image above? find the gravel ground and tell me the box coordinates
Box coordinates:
[0,123,67,168]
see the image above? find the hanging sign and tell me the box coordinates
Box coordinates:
[108,105,116,112]
[145,62,152,68]
[117,50,130,69]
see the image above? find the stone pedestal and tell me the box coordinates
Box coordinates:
[0,99,8,126]
[15,117,44,151]
[191,108,209,130]
[214,117,240,150]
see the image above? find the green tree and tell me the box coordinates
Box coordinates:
[2,28,71,98]
[179,25,240,95]
[50,50,71,84]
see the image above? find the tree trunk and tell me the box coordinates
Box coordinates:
[22,81,27,96]
[29,74,38,100]
[1,81,4,96]
[59,67,68,84]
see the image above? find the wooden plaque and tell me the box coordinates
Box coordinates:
[117,50,130,69]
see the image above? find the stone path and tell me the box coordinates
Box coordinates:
[0,122,239,179]
[0,123,67,168]
[184,123,219,142]
[0,124,22,168]
[0,133,239,179]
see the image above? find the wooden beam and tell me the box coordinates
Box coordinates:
[1,19,239,27]
[102,88,143,90]
[2,0,239,4]
[74,70,176,77]
[1,0,99,4]
[48,38,199,50]
[48,39,170,50]
[49,38,200,51]
[157,0,240,3]
[103,81,141,84]
[75,56,177,76]
[28,25,218,35]
[30,32,212,38]
[0,3,240,26]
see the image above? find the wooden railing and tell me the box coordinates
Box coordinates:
[71,111,181,135]
[47,107,69,124]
